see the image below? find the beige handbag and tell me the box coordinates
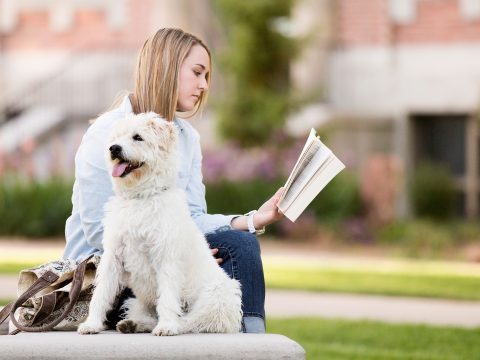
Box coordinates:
[0,254,100,335]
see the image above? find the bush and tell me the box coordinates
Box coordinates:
[377,220,451,258]
[0,177,73,237]
[410,162,456,220]
[206,179,285,216]
[205,173,362,235]
[308,171,362,222]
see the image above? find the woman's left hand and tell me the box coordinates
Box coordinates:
[253,187,285,229]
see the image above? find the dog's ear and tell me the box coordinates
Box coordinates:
[146,116,176,150]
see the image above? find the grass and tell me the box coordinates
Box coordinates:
[267,317,480,360]
[263,254,480,301]
[2,254,480,301]
[264,265,480,301]
[0,262,42,275]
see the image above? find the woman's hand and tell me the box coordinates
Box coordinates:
[230,187,285,232]
[253,187,285,229]
[211,248,223,264]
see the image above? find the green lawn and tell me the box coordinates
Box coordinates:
[268,317,480,360]
[2,257,480,301]
[263,255,480,301]
[265,265,480,300]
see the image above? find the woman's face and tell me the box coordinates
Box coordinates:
[177,44,210,112]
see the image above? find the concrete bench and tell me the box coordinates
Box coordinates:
[0,321,305,360]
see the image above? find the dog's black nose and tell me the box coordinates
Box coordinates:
[109,144,122,157]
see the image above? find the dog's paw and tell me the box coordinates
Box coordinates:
[117,319,138,334]
[77,322,103,335]
[152,322,179,336]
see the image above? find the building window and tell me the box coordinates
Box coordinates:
[388,0,417,24]
[412,114,466,176]
[460,0,480,21]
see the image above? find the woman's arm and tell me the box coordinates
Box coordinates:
[75,126,114,251]
[185,131,239,234]
[186,129,283,234]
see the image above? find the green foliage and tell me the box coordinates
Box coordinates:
[205,175,361,231]
[206,178,285,214]
[268,317,480,360]
[0,177,72,237]
[410,162,456,220]
[308,171,362,222]
[213,0,297,146]
[376,219,480,259]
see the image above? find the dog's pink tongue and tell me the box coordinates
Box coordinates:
[112,163,128,177]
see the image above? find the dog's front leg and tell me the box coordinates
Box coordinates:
[152,268,183,336]
[78,250,123,334]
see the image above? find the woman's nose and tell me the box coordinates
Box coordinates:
[199,77,208,91]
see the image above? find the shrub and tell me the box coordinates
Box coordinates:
[308,171,362,222]
[375,219,480,258]
[0,177,73,237]
[205,172,362,236]
[410,162,456,220]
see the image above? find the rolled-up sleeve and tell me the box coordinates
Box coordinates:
[187,132,239,234]
[75,128,113,251]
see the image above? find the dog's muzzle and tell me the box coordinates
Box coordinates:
[109,144,123,160]
[109,144,144,178]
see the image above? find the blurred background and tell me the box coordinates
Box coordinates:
[2,0,480,259]
[1,0,480,358]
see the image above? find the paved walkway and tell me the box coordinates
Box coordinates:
[2,274,480,328]
[1,239,480,329]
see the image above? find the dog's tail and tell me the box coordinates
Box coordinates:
[181,278,242,334]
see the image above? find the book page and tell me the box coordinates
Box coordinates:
[283,155,345,222]
[278,129,319,203]
[278,142,331,211]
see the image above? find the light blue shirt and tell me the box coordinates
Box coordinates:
[63,96,237,261]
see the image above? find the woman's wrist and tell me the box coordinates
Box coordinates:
[230,215,247,231]
[231,211,265,235]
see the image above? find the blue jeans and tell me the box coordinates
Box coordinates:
[106,230,266,333]
[206,230,266,333]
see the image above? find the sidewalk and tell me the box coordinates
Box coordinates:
[1,238,480,329]
[2,274,480,328]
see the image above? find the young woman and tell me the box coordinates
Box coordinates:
[63,28,283,333]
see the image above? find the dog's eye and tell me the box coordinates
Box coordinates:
[132,134,143,141]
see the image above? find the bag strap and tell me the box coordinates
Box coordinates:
[1,254,93,334]
[0,269,59,335]
[9,255,93,333]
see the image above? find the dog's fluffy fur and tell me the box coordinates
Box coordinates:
[78,113,242,336]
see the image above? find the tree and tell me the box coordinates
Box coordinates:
[214,0,297,147]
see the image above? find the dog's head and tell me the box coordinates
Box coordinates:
[106,112,177,194]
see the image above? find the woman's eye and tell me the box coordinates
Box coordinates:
[193,71,201,76]
[133,134,143,141]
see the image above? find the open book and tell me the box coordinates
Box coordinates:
[277,129,345,222]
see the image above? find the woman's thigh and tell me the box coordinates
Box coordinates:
[205,230,265,319]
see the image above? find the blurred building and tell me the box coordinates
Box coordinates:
[0,0,216,178]
[1,0,479,219]
[328,0,480,218]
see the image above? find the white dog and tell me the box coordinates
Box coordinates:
[78,112,242,336]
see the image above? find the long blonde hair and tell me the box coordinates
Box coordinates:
[130,28,211,121]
